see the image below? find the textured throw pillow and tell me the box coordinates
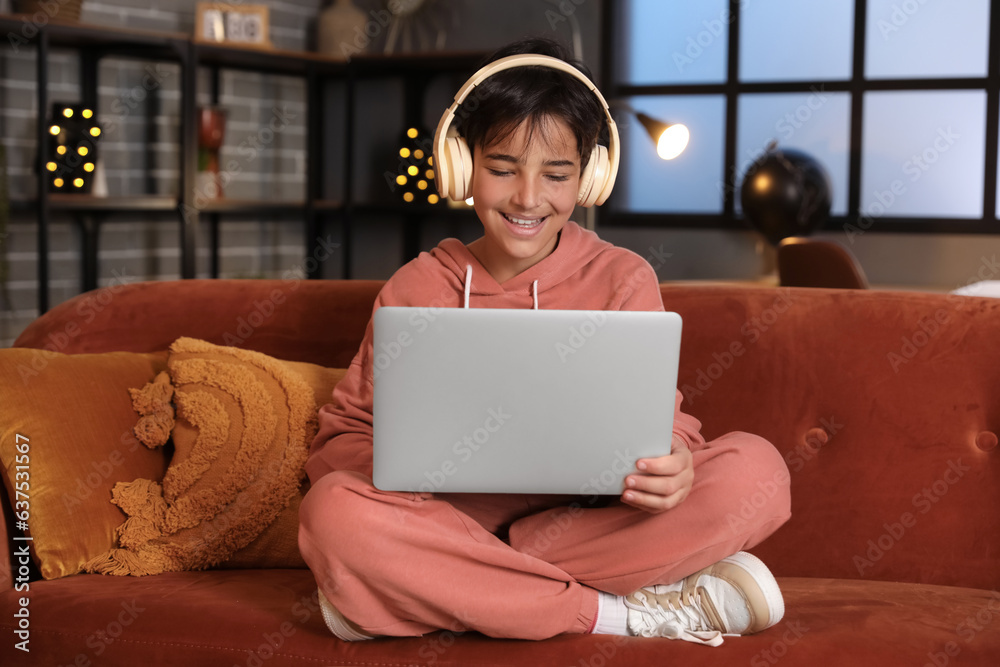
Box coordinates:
[84,337,346,575]
[0,349,170,580]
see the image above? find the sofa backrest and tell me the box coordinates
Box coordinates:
[660,285,999,591]
[13,279,385,368]
[9,280,1000,590]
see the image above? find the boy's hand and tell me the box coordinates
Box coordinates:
[621,436,693,513]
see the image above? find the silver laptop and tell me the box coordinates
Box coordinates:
[372,307,682,495]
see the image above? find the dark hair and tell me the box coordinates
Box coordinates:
[455,37,606,171]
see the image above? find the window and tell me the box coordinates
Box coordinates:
[740,1,854,83]
[604,0,997,234]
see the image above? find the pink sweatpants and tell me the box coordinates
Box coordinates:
[297,432,791,640]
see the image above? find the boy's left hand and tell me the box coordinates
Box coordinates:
[621,436,693,513]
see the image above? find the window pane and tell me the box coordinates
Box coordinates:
[861,91,985,219]
[736,92,851,216]
[740,1,854,82]
[617,0,728,85]
[866,0,989,79]
[615,95,726,213]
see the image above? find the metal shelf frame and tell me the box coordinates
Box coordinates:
[0,13,486,313]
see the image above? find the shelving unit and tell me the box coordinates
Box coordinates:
[345,51,485,267]
[0,13,486,313]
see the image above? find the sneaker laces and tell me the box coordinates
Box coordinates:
[625,587,726,647]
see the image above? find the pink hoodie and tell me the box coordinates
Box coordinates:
[305,221,706,483]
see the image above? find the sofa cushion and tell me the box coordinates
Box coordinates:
[0,349,169,580]
[84,338,346,576]
[1,572,997,666]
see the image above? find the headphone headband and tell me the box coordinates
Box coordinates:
[433,53,619,206]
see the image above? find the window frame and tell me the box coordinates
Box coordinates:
[598,0,1000,235]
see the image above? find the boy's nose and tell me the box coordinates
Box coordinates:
[510,178,541,210]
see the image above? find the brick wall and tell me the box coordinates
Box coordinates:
[0,0,326,347]
[0,0,603,347]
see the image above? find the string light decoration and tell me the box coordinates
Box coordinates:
[392,126,440,206]
[47,102,101,194]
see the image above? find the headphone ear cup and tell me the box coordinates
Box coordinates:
[442,135,473,202]
[577,145,609,208]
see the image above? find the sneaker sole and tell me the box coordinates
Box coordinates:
[720,551,785,632]
[317,588,375,641]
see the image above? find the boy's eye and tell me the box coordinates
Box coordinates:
[488,168,512,177]
[547,174,572,182]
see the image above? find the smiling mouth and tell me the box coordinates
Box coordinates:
[502,213,546,228]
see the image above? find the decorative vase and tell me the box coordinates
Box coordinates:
[197,107,227,200]
[317,0,368,60]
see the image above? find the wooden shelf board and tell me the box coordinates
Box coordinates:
[49,193,178,212]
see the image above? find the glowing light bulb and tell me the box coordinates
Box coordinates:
[56,145,67,155]
[656,124,690,160]
[403,192,415,202]
[407,165,418,176]
[89,127,101,137]
[62,108,73,118]
[82,109,93,119]
[49,125,60,135]
[73,178,84,187]
[428,194,439,204]
[414,149,424,159]
[84,163,95,172]
[396,175,407,186]
[417,180,427,190]
[407,128,418,139]
[78,146,89,156]
[45,162,57,171]
[399,147,411,158]
[426,169,435,179]
[53,178,64,187]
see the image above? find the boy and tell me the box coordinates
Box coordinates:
[299,37,790,646]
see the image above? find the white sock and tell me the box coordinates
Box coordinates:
[592,591,629,635]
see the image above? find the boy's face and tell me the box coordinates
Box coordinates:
[470,116,581,284]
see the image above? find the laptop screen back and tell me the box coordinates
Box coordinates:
[372,307,682,495]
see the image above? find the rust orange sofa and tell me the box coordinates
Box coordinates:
[1,278,999,666]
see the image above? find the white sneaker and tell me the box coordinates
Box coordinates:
[317,589,375,641]
[624,551,784,646]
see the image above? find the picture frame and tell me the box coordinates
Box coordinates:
[194,3,271,47]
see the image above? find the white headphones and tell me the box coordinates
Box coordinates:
[432,54,620,207]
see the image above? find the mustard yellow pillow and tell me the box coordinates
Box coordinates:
[220,357,346,570]
[0,349,169,580]
[84,338,346,575]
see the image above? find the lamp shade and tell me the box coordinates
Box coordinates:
[635,112,689,160]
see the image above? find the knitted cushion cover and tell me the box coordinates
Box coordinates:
[84,337,346,576]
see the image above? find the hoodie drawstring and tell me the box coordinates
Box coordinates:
[463,263,539,310]
[464,264,472,309]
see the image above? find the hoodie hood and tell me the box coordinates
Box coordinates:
[430,221,613,309]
